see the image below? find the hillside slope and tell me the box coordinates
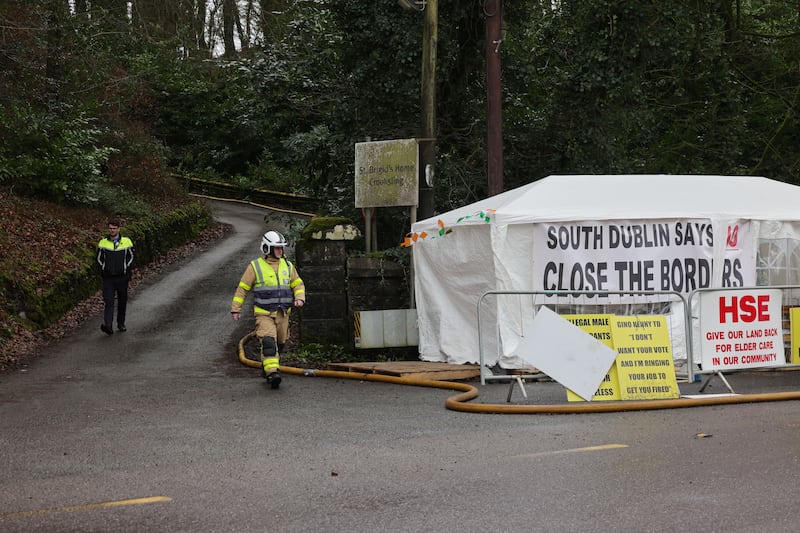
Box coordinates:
[0,187,227,372]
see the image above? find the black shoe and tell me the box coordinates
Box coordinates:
[100,324,113,335]
[117,324,127,332]
[266,370,282,389]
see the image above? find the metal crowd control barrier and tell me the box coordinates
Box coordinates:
[477,290,690,390]
[686,285,800,392]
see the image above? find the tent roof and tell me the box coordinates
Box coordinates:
[412,175,800,232]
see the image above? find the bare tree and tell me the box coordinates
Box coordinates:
[46,0,70,94]
[73,0,89,19]
[195,0,210,54]
[222,0,237,56]
[92,0,128,33]
[258,0,292,44]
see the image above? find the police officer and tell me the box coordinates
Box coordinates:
[97,219,135,335]
[231,231,305,388]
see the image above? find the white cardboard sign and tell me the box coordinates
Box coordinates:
[516,306,618,401]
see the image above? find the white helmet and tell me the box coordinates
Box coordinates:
[261,230,288,255]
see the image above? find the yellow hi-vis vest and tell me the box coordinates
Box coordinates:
[251,257,295,314]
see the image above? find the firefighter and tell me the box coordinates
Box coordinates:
[231,230,305,388]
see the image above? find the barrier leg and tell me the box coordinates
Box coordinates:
[507,376,528,402]
[699,371,735,394]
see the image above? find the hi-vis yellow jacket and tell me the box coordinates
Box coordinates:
[97,236,135,277]
[231,256,305,315]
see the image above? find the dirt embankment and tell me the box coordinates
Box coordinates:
[0,217,230,373]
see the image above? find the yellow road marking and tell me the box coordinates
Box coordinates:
[511,443,628,459]
[0,496,172,520]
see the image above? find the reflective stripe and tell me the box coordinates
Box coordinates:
[97,236,134,276]
[262,357,280,371]
[251,258,294,312]
[98,236,134,251]
[239,281,251,290]
[233,296,244,304]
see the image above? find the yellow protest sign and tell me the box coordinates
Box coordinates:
[790,307,800,364]
[563,314,621,402]
[613,316,679,400]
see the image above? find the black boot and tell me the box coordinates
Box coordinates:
[265,370,282,389]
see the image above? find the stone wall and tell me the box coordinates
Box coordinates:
[296,239,350,345]
[346,257,409,312]
[296,221,411,348]
[1,201,212,330]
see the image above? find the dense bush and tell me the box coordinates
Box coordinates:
[0,104,117,204]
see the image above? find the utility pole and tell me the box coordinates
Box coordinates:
[418,0,437,220]
[485,0,503,197]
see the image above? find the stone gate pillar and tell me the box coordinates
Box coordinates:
[296,222,360,345]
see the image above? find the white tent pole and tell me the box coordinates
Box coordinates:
[410,206,417,309]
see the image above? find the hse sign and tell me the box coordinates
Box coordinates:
[354,139,418,208]
[699,289,784,371]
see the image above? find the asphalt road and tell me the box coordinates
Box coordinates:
[2,200,800,532]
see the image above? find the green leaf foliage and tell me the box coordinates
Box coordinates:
[2,0,799,220]
[0,104,118,204]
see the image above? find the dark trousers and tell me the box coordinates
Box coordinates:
[102,275,129,328]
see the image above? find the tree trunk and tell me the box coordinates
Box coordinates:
[45,0,69,96]
[223,0,237,57]
[195,0,209,54]
[94,0,128,33]
[73,0,88,19]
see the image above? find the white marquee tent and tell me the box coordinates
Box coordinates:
[410,175,800,366]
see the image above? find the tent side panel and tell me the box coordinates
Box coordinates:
[413,226,498,364]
